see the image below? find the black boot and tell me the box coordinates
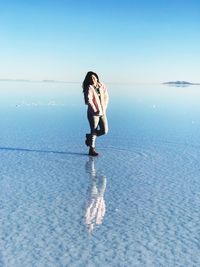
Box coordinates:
[85,134,91,147]
[89,147,99,156]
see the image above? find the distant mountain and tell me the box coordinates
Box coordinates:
[163,81,200,86]
[42,80,57,83]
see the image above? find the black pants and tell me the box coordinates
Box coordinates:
[87,111,108,136]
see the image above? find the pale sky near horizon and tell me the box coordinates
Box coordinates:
[0,0,200,83]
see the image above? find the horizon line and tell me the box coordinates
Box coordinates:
[0,78,199,85]
[0,78,160,85]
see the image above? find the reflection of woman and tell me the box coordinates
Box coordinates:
[85,157,107,234]
[82,71,109,156]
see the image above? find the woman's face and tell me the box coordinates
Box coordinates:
[91,75,98,86]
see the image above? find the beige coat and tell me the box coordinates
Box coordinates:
[86,83,109,116]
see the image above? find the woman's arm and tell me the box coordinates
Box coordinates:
[106,89,109,108]
[87,86,98,113]
[104,85,109,109]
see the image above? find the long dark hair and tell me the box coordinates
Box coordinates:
[82,71,99,104]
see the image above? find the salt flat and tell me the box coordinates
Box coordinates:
[0,82,200,266]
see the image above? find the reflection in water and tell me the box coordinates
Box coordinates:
[84,157,107,234]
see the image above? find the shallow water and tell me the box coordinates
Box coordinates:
[0,82,200,266]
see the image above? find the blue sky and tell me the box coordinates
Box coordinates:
[0,0,200,83]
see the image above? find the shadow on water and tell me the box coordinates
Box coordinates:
[0,146,88,156]
[84,157,107,234]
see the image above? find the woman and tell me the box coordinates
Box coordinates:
[82,71,109,156]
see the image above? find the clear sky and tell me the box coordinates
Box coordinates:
[0,0,200,83]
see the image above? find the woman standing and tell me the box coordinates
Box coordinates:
[82,71,109,156]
